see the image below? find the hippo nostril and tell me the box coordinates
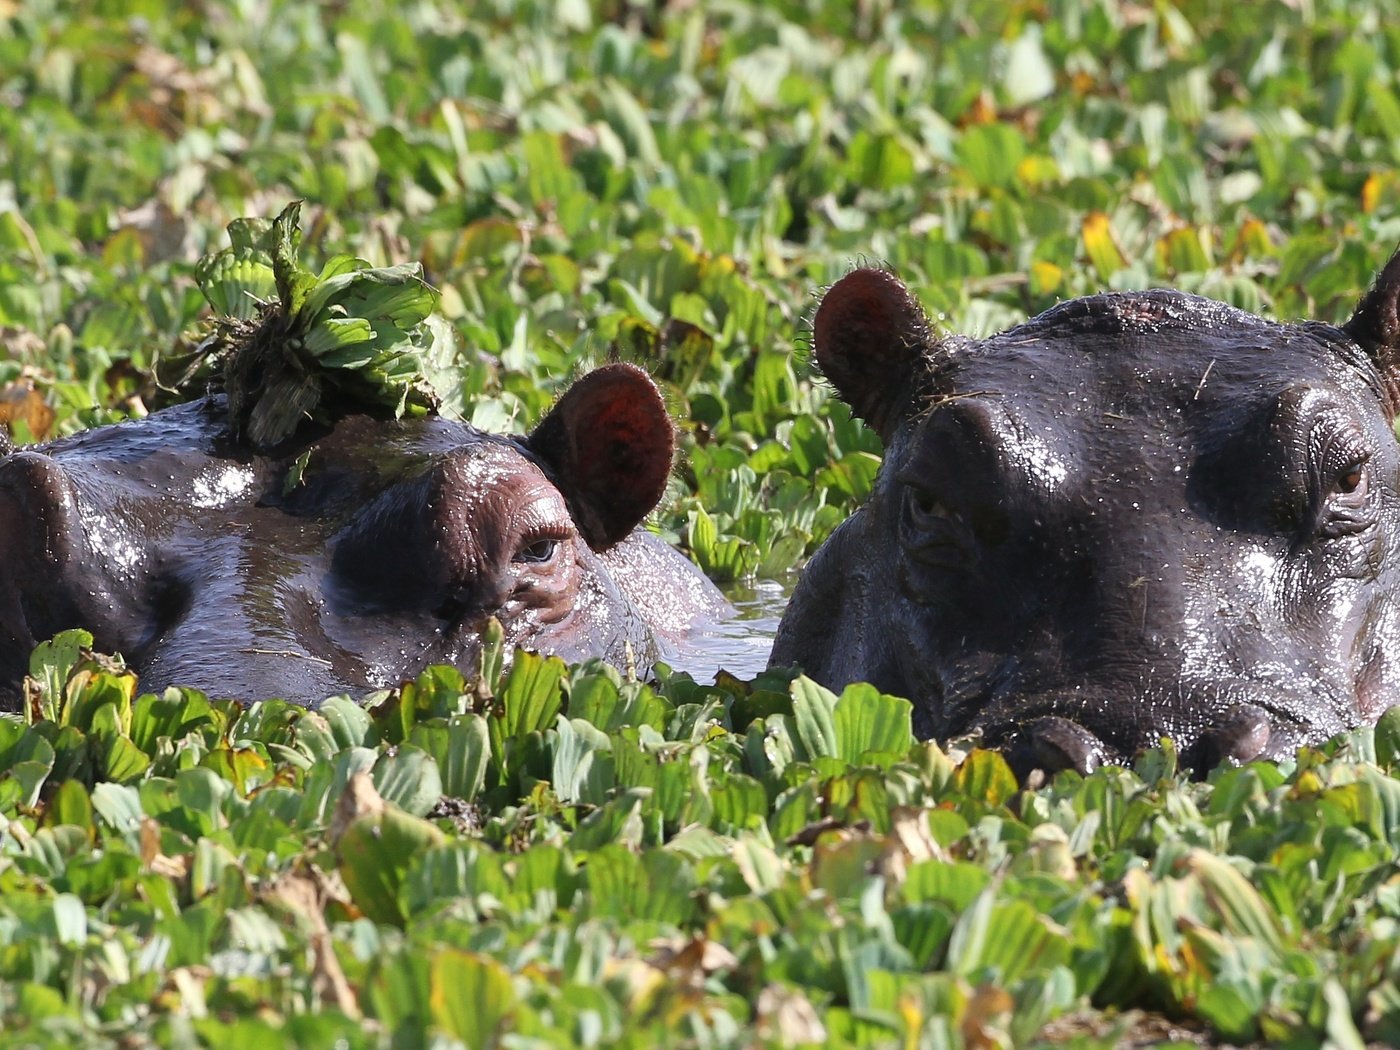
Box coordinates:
[1188,703,1272,771]
[434,571,515,624]
[434,596,467,622]
[434,593,500,624]
[1004,716,1111,781]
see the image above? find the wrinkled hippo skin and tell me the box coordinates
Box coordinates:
[771,251,1400,777]
[0,363,729,706]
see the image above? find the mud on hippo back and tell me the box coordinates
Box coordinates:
[0,363,728,706]
[770,251,1400,777]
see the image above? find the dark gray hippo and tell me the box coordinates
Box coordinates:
[0,363,728,705]
[771,252,1400,776]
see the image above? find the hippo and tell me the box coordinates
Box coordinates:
[0,363,729,706]
[771,251,1400,776]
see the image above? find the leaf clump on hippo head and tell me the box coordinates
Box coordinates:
[180,200,462,451]
[772,249,1400,781]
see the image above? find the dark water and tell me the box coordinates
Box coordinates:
[667,576,792,683]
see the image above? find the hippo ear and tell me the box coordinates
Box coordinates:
[528,363,674,550]
[813,268,937,443]
[1344,247,1400,374]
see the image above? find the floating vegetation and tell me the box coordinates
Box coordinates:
[191,202,462,449]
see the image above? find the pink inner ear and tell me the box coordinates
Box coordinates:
[813,268,930,441]
[574,388,671,484]
[814,268,910,363]
[530,363,674,550]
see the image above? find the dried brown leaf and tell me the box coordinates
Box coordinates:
[0,382,56,441]
[330,771,385,845]
[139,817,190,879]
[756,984,827,1046]
[264,867,361,1018]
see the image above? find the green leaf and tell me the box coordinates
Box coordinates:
[269,200,315,317]
[569,789,646,851]
[1375,705,1400,771]
[26,629,93,724]
[584,843,697,925]
[50,893,87,946]
[551,716,613,806]
[410,715,490,801]
[319,695,373,751]
[373,746,443,817]
[709,770,768,831]
[301,316,376,360]
[339,803,448,926]
[498,651,566,739]
[1323,977,1367,1050]
[956,123,1027,190]
[832,684,913,762]
[1001,25,1055,106]
[102,734,152,782]
[90,783,144,840]
[130,687,217,755]
[7,736,56,808]
[44,778,92,832]
[790,676,840,762]
[428,949,517,1048]
[195,254,277,320]
[1184,849,1285,957]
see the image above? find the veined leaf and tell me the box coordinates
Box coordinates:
[790,676,840,762]
[301,316,376,359]
[269,201,316,317]
[833,684,913,762]
[429,949,517,1047]
[1184,849,1285,958]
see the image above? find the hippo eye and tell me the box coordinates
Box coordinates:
[907,489,956,527]
[1317,452,1374,539]
[514,537,560,564]
[1335,462,1365,496]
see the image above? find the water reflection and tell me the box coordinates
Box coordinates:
[665,576,793,683]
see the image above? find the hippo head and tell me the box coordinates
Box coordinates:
[0,363,724,705]
[771,252,1400,777]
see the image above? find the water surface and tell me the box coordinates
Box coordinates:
[667,576,792,683]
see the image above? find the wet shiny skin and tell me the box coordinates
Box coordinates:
[0,372,730,706]
[772,265,1400,774]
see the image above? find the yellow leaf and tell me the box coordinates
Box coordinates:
[1082,211,1127,280]
[1029,260,1063,295]
[1015,155,1060,188]
[1234,217,1274,259]
[953,748,1018,806]
[1362,172,1383,215]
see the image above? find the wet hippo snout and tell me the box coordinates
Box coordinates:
[1183,703,1273,770]
[1003,716,1114,780]
[991,700,1282,781]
